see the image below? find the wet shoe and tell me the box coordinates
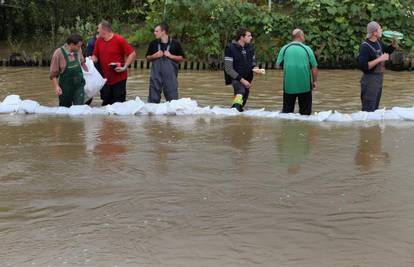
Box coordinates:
[231,103,244,112]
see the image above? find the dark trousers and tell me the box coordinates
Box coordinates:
[232,80,250,107]
[360,73,383,112]
[100,79,127,106]
[282,91,312,115]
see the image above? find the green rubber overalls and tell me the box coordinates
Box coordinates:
[58,47,85,107]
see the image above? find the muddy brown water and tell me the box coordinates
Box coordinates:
[1,68,414,266]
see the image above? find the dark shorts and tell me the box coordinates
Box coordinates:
[101,79,127,106]
[282,91,312,115]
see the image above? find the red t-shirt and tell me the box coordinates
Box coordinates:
[93,34,134,85]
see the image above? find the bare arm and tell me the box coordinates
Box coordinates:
[368,53,389,70]
[124,51,136,67]
[81,62,88,72]
[51,77,62,96]
[164,51,184,63]
[146,51,163,62]
[311,68,318,90]
[115,51,137,72]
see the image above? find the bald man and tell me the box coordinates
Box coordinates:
[276,29,318,115]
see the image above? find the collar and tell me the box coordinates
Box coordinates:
[63,45,75,56]
[232,40,246,49]
[159,36,171,44]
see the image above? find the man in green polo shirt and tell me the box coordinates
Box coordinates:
[276,29,318,115]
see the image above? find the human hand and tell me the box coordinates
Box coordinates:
[55,86,62,96]
[312,81,318,91]
[253,67,266,75]
[164,50,172,58]
[115,65,127,72]
[241,78,251,89]
[154,50,164,59]
[380,53,389,62]
[391,38,398,48]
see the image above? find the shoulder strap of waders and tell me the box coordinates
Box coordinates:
[157,37,173,52]
[61,47,69,62]
[362,41,383,55]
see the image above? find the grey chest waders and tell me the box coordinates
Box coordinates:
[360,41,384,111]
[148,38,179,103]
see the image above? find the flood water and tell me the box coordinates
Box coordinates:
[1,68,414,266]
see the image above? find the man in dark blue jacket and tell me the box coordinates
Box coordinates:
[224,28,263,112]
[358,21,397,112]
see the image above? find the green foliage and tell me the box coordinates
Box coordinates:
[2,0,414,62]
[286,0,414,59]
[138,0,414,62]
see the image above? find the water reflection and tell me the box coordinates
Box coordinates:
[91,118,128,165]
[355,125,390,174]
[50,118,86,160]
[277,122,318,175]
[222,116,255,173]
[145,117,185,175]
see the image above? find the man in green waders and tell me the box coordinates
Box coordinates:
[50,34,88,107]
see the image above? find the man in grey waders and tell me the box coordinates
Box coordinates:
[358,21,397,112]
[146,22,185,103]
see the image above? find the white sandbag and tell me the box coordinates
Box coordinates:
[90,107,110,115]
[365,109,386,121]
[144,103,168,115]
[383,109,401,120]
[18,100,40,114]
[244,108,266,117]
[68,105,92,116]
[34,106,59,114]
[168,98,199,115]
[55,106,69,115]
[326,111,353,122]
[211,106,239,116]
[351,111,369,121]
[2,95,21,105]
[109,100,144,116]
[82,57,107,101]
[0,104,17,113]
[314,111,332,121]
[0,95,21,113]
[392,107,414,120]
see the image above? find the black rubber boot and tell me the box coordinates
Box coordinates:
[231,103,244,112]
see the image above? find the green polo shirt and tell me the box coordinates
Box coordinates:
[276,42,317,94]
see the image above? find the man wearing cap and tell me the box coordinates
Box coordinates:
[358,21,397,112]
[276,29,318,115]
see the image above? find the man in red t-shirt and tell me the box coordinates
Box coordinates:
[92,20,136,105]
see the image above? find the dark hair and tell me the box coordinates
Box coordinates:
[155,21,169,34]
[235,27,249,41]
[99,19,112,32]
[66,34,83,45]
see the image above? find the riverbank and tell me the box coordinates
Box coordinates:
[1,55,413,71]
